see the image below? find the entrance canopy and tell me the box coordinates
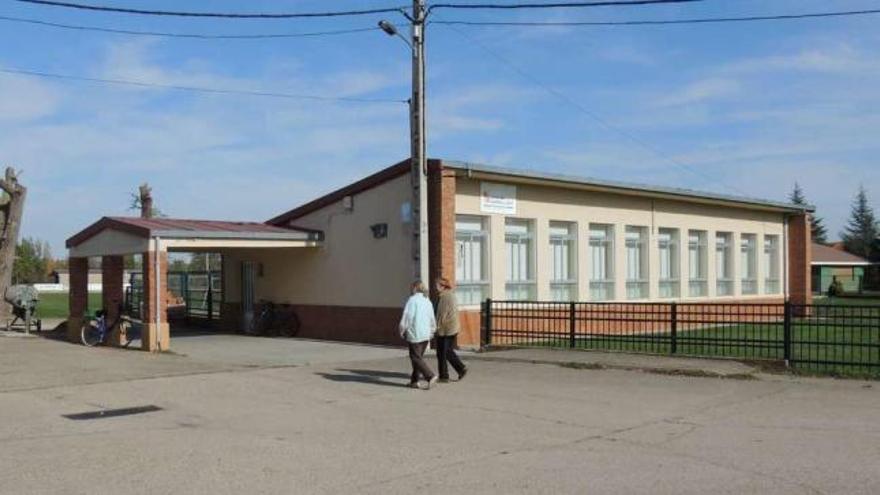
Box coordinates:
[66,217,323,256]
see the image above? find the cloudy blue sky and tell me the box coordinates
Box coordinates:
[0,0,878,254]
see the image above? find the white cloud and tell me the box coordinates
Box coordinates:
[0,74,60,122]
[656,78,741,107]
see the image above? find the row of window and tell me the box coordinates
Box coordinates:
[455,215,782,305]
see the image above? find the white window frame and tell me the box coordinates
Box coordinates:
[657,228,679,298]
[741,234,758,295]
[505,218,536,300]
[764,235,780,294]
[549,221,577,302]
[589,224,615,301]
[688,230,708,297]
[716,232,734,296]
[455,215,489,306]
[625,226,649,300]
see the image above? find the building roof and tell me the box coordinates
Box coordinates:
[267,158,812,226]
[811,243,874,266]
[443,160,813,214]
[67,216,322,248]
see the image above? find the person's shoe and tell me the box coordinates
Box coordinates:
[407,381,421,389]
[426,376,439,389]
[458,368,468,381]
[438,377,450,383]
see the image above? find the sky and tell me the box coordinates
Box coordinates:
[0,0,878,255]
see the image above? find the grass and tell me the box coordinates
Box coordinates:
[500,306,880,379]
[36,292,102,319]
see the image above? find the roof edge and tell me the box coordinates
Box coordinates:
[440,159,814,214]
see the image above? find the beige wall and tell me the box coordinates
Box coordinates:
[224,173,413,308]
[455,177,786,305]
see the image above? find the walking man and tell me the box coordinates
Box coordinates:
[399,280,438,389]
[434,277,468,382]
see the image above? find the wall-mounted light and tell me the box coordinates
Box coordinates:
[371,223,388,239]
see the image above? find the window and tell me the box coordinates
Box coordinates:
[455,216,489,305]
[625,226,648,299]
[505,218,535,300]
[688,230,708,297]
[764,235,780,294]
[741,234,758,295]
[716,232,734,296]
[549,222,577,302]
[658,228,679,298]
[589,224,615,301]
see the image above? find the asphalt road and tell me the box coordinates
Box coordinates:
[1,334,878,494]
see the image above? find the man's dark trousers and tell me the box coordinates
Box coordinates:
[436,335,466,380]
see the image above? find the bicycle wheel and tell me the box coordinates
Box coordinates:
[81,321,103,347]
[279,312,301,338]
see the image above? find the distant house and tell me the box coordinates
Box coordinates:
[811,243,875,294]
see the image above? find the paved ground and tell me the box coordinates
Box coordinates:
[1,333,879,494]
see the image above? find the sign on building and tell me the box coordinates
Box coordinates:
[480,182,517,215]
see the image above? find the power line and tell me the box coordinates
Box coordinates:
[433,8,880,26]
[0,14,380,39]
[12,0,409,18]
[436,23,748,195]
[429,0,700,11]
[0,67,408,104]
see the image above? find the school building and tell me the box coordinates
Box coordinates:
[65,158,813,351]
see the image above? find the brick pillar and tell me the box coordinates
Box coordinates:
[142,250,170,352]
[101,255,126,346]
[788,213,813,306]
[427,160,456,301]
[67,256,89,343]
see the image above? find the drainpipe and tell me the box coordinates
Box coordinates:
[154,236,162,350]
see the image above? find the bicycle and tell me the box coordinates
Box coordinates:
[246,301,301,337]
[81,306,142,348]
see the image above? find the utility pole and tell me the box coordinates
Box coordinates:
[379,3,429,286]
[410,0,429,286]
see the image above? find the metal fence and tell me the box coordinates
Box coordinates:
[125,271,222,322]
[481,300,880,376]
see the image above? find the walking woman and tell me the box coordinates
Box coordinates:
[399,280,438,389]
[434,277,468,382]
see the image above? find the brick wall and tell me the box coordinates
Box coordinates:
[66,256,89,342]
[427,159,456,301]
[788,213,813,305]
[101,255,126,346]
[142,250,169,351]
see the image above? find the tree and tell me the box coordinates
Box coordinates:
[129,183,163,218]
[0,167,26,316]
[789,183,828,244]
[13,237,51,284]
[840,185,879,260]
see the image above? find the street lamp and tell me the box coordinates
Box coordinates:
[379,3,429,287]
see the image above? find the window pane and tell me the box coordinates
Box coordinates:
[455,215,489,305]
[625,226,648,299]
[658,228,679,298]
[764,235,780,294]
[506,219,535,300]
[549,221,577,302]
[716,232,733,296]
[741,234,757,295]
[589,224,614,301]
[688,230,707,297]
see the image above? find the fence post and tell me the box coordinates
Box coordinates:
[670,302,677,355]
[481,299,493,349]
[207,281,214,322]
[569,302,576,349]
[783,300,792,365]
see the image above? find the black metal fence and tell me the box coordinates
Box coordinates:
[125,270,222,322]
[481,300,880,376]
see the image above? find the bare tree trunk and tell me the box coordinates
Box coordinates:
[0,167,26,320]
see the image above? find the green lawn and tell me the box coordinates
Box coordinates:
[36,292,102,319]
[500,308,880,378]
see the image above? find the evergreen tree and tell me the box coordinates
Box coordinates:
[840,185,879,260]
[789,183,828,243]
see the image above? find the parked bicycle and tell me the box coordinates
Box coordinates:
[246,301,301,337]
[81,305,141,347]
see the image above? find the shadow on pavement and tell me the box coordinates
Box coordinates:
[316,368,411,388]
